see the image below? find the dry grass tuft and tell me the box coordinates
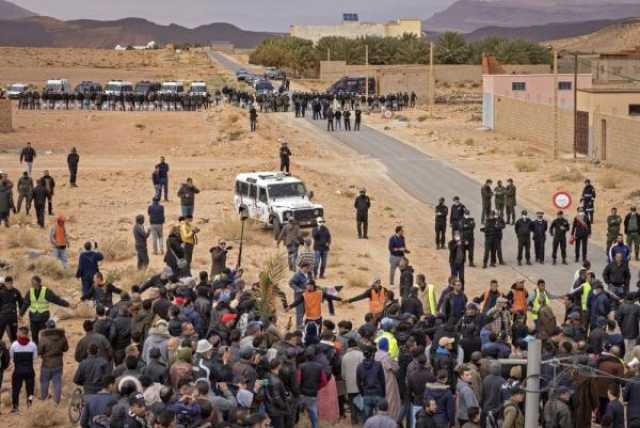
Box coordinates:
[32,256,71,280]
[10,211,32,227]
[464,138,475,146]
[346,272,369,289]
[514,160,538,172]
[101,236,135,261]
[6,227,41,249]
[395,115,409,122]
[417,115,428,122]
[600,173,618,189]
[27,400,65,427]
[228,130,245,141]
[550,166,584,182]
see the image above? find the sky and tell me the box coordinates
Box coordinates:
[9,0,455,31]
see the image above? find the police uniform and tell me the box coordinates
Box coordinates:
[462,215,476,267]
[606,213,622,251]
[505,182,517,224]
[514,212,533,265]
[435,200,448,249]
[532,215,548,263]
[480,182,493,224]
[549,215,570,264]
[581,182,596,223]
[494,183,506,219]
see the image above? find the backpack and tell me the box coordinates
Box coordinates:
[486,402,518,428]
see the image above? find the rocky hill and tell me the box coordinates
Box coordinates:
[0,0,35,20]
[0,15,277,49]
[548,18,640,52]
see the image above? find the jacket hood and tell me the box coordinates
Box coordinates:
[41,328,65,339]
[488,361,501,376]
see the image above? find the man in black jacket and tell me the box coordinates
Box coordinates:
[449,196,465,237]
[435,197,448,249]
[354,189,371,239]
[19,142,36,176]
[279,141,292,175]
[481,211,499,268]
[0,276,23,342]
[312,218,331,279]
[462,210,476,267]
[532,211,548,264]
[67,147,79,187]
[356,346,385,422]
[603,252,631,297]
[514,210,533,266]
[616,295,640,362]
[549,211,570,265]
[39,170,55,215]
[32,179,47,228]
[111,307,133,365]
[298,347,326,428]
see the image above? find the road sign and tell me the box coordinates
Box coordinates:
[552,191,572,210]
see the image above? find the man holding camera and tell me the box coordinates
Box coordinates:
[210,240,232,278]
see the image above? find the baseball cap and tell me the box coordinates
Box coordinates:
[438,337,455,347]
[129,392,146,406]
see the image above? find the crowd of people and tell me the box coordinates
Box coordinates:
[13,90,222,112]
[4,102,640,428]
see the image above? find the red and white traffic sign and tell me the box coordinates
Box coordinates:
[552,192,572,210]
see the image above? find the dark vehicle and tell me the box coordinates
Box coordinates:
[134,80,161,97]
[255,79,275,96]
[265,67,286,80]
[74,81,103,97]
[236,69,250,81]
[327,76,376,96]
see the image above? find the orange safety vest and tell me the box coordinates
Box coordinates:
[303,290,323,320]
[511,288,528,314]
[370,288,386,314]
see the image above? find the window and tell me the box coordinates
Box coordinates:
[559,81,572,91]
[630,105,640,116]
[249,184,257,199]
[512,82,526,91]
[236,181,249,196]
[258,187,267,203]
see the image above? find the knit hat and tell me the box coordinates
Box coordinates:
[176,347,192,363]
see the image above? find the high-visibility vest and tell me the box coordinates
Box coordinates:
[423,284,437,315]
[375,331,399,360]
[29,287,49,314]
[529,289,550,321]
[511,289,528,314]
[580,281,592,311]
[303,290,323,321]
[370,288,386,314]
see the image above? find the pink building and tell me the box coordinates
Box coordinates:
[483,73,593,128]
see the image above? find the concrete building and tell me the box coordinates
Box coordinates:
[483,71,640,171]
[289,16,422,44]
[482,73,593,129]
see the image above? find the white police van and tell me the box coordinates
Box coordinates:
[104,80,133,96]
[234,172,324,239]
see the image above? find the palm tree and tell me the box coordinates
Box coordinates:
[255,253,289,319]
[435,32,471,64]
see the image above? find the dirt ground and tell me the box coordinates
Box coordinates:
[0,47,488,424]
[0,46,624,424]
[0,47,225,91]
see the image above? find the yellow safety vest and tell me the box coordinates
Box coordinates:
[580,281,592,311]
[375,331,399,360]
[29,287,49,314]
[423,284,437,315]
[529,289,549,321]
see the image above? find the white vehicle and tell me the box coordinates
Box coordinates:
[159,81,184,95]
[104,80,134,96]
[6,83,29,99]
[234,172,324,238]
[188,81,208,95]
[45,79,72,95]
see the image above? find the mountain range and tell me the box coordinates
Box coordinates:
[0,0,35,19]
[424,0,640,33]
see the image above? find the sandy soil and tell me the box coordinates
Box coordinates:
[0,47,222,90]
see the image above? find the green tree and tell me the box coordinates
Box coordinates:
[435,32,471,64]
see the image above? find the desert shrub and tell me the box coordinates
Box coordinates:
[73,300,97,319]
[10,211,32,227]
[27,400,65,427]
[600,173,618,189]
[628,190,640,199]
[346,272,369,289]
[417,115,428,122]
[514,160,538,172]
[395,115,409,122]
[6,228,41,249]
[342,190,356,199]
[228,130,245,141]
[32,256,70,280]
[101,236,135,261]
[228,114,240,124]
[550,167,584,182]
[134,123,146,130]
[464,138,475,146]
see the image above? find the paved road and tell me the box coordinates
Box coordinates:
[208,50,610,294]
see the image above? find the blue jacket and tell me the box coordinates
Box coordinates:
[80,391,116,428]
[588,292,611,327]
[76,251,104,281]
[289,271,309,294]
[157,161,169,179]
[608,242,630,263]
[624,376,640,420]
[388,234,406,257]
[424,382,455,426]
[148,202,165,225]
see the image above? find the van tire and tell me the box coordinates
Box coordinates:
[273,218,282,240]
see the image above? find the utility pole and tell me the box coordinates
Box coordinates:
[429,42,435,107]
[524,339,542,428]
[365,45,369,99]
[327,48,330,62]
[553,50,559,160]
[573,52,578,159]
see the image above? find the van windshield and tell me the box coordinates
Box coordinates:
[256,82,273,91]
[47,83,63,91]
[268,182,306,198]
[9,84,25,91]
[105,84,120,92]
